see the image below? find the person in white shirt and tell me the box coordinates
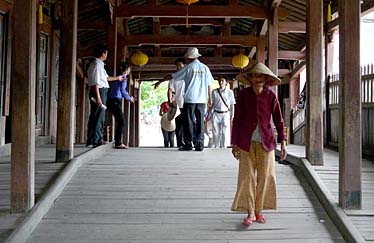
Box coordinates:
[172,47,214,151]
[206,76,236,148]
[167,58,186,148]
[86,45,124,147]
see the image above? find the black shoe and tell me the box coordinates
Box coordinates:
[195,147,204,151]
[178,146,192,151]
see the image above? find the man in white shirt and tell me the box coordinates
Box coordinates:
[206,76,236,148]
[172,47,214,151]
[167,58,186,148]
[86,45,124,147]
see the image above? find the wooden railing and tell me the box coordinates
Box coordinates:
[292,64,374,157]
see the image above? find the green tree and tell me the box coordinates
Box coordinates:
[140,81,169,111]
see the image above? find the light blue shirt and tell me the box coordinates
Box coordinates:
[172,59,214,103]
[87,58,109,88]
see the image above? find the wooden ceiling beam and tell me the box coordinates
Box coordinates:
[278,21,306,33]
[116,5,270,19]
[136,56,234,66]
[124,35,258,46]
[278,50,305,60]
[159,18,223,26]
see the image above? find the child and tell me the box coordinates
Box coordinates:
[159,102,176,147]
[231,63,287,226]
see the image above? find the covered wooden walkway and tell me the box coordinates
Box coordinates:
[4,147,345,242]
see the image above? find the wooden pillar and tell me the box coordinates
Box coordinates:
[134,86,140,147]
[268,7,278,93]
[256,36,265,63]
[338,0,361,209]
[129,81,136,146]
[11,0,36,212]
[75,64,86,143]
[122,19,130,146]
[289,76,299,109]
[105,15,118,142]
[306,0,324,165]
[56,0,78,162]
[325,33,335,146]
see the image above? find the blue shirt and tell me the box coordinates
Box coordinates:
[171,59,214,103]
[108,76,131,100]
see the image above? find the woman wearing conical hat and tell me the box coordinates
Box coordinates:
[231,62,287,226]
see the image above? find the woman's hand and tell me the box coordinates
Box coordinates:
[280,141,287,161]
[232,144,240,160]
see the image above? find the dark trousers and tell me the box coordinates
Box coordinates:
[175,109,184,147]
[107,97,125,146]
[86,88,107,146]
[161,129,175,147]
[183,103,205,150]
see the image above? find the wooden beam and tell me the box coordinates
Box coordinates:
[116,4,270,19]
[338,0,362,209]
[124,34,258,46]
[256,36,265,63]
[268,7,279,76]
[11,0,37,213]
[248,47,256,58]
[56,0,78,162]
[159,18,223,26]
[306,0,324,165]
[278,50,305,60]
[137,56,234,66]
[278,21,306,33]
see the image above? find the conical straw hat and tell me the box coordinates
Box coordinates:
[236,62,281,86]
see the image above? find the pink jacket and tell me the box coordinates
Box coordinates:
[231,86,286,152]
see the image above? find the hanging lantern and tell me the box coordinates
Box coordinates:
[39,1,44,24]
[232,53,249,69]
[131,51,149,79]
[327,1,332,22]
[176,0,199,28]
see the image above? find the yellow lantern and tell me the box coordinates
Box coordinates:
[232,53,249,69]
[176,0,199,28]
[131,51,149,79]
[39,1,44,24]
[131,51,148,67]
[327,1,332,22]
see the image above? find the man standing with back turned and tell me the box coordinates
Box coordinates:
[172,47,214,151]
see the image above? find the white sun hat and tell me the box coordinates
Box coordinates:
[185,47,202,59]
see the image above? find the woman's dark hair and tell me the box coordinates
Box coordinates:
[175,58,185,65]
[119,61,130,72]
[93,45,108,58]
[217,75,228,81]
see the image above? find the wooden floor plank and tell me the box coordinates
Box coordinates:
[0,144,93,242]
[26,148,343,243]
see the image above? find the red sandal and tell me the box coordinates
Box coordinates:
[242,217,253,226]
[255,214,266,223]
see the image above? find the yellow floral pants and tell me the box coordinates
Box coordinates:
[231,141,277,213]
